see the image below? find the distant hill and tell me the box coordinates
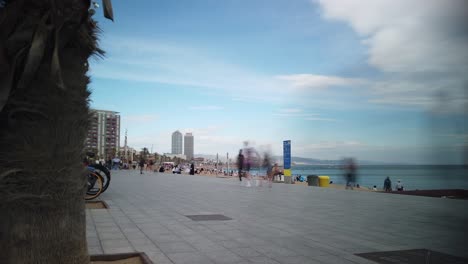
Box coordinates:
[194,153,399,165]
[273,156,404,165]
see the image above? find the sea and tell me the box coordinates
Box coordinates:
[245,165,468,190]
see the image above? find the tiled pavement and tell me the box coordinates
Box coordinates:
[86,169,468,264]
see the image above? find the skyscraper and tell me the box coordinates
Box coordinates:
[184,132,194,160]
[171,130,183,154]
[85,109,120,159]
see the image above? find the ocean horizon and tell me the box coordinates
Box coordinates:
[239,165,468,190]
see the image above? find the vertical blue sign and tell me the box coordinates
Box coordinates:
[283,140,291,170]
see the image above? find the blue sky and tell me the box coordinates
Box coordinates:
[88,0,468,164]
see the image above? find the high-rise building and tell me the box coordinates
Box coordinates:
[85,109,120,159]
[171,130,183,154]
[184,132,194,160]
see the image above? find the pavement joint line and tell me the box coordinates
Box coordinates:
[87,208,104,254]
[102,195,176,263]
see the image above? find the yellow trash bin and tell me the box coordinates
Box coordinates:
[318,176,330,187]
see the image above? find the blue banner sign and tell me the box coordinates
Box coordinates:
[283,140,291,169]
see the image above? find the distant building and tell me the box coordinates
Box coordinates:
[184,133,194,160]
[118,146,136,162]
[193,157,204,162]
[163,153,187,160]
[171,130,183,154]
[85,109,120,160]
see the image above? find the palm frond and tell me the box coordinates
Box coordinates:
[102,0,114,21]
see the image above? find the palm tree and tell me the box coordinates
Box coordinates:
[0,0,112,263]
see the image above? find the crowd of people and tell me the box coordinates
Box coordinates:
[383,177,404,192]
[235,142,283,187]
[88,151,406,192]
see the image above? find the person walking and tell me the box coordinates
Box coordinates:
[395,180,404,191]
[260,153,273,188]
[148,159,154,172]
[190,163,195,175]
[237,149,244,182]
[384,177,392,192]
[344,158,357,190]
[139,158,145,175]
[272,163,281,181]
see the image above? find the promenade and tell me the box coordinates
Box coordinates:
[86,169,468,264]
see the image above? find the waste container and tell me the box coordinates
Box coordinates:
[318,176,330,187]
[307,175,318,186]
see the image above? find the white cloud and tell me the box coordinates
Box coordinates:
[303,117,337,122]
[316,0,468,74]
[295,140,366,151]
[316,0,468,110]
[188,105,224,111]
[272,113,319,118]
[91,37,373,105]
[91,37,280,98]
[279,108,302,113]
[276,74,366,90]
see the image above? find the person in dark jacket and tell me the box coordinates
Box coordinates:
[237,149,244,181]
[190,163,195,175]
[139,159,145,174]
[384,176,392,192]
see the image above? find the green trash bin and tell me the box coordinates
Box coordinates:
[307,175,319,186]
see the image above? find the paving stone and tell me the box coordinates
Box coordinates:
[133,244,162,253]
[150,233,184,243]
[86,170,468,264]
[203,249,244,263]
[102,246,135,254]
[167,252,215,264]
[309,254,359,264]
[101,239,132,249]
[229,247,263,257]
[218,240,245,249]
[190,241,227,252]
[143,251,173,264]
[247,256,281,264]
[88,247,103,255]
[271,256,318,264]
[157,241,197,254]
[98,232,126,240]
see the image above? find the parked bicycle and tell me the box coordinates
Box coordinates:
[85,166,104,200]
[84,153,111,200]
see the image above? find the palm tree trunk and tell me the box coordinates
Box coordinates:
[0,0,100,263]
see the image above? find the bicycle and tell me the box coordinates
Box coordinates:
[85,166,104,200]
[88,163,111,193]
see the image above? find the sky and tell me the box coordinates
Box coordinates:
[88,0,468,164]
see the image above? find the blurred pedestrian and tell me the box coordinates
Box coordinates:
[147,159,154,172]
[344,158,357,190]
[384,177,392,192]
[272,163,280,181]
[262,152,272,187]
[139,158,145,174]
[190,163,195,175]
[396,180,404,191]
[243,142,260,187]
[237,149,244,182]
